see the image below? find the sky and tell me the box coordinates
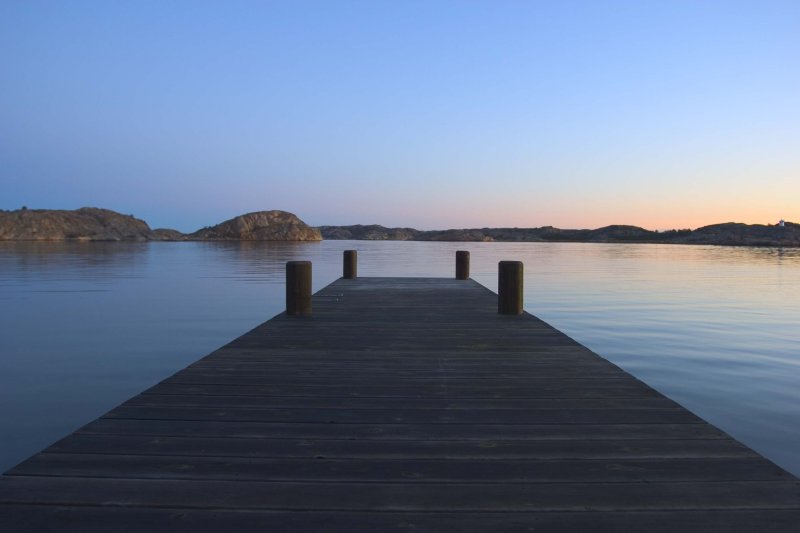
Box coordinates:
[1,1,798,232]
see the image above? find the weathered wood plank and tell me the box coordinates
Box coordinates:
[77,419,726,440]
[3,507,799,533]
[2,476,799,511]
[126,393,680,410]
[144,381,663,398]
[9,454,790,483]
[103,405,698,424]
[44,434,756,459]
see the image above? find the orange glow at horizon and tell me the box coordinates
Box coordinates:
[410,194,797,232]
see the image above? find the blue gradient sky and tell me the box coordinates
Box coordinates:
[2,1,798,232]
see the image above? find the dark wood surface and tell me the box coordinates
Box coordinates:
[1,277,798,532]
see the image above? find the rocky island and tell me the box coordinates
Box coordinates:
[188,211,321,241]
[0,207,164,241]
[0,207,320,242]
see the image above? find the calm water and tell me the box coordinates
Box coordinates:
[1,240,799,476]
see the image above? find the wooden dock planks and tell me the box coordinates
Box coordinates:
[1,277,798,531]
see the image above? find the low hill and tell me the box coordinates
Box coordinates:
[189,211,322,241]
[317,224,421,240]
[677,222,800,247]
[0,207,161,241]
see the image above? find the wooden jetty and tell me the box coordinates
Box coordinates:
[1,255,799,532]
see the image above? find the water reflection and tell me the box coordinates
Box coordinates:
[0,241,149,286]
[0,241,799,476]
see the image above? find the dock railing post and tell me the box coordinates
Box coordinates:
[286,261,312,316]
[498,261,523,315]
[456,250,470,280]
[343,250,357,279]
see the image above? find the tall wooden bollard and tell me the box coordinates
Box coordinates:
[456,250,470,280]
[498,261,523,315]
[286,261,312,316]
[343,250,357,279]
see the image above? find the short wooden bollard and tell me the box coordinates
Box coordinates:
[498,261,523,315]
[286,261,312,316]
[343,250,357,279]
[456,250,470,280]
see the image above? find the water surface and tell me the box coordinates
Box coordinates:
[1,240,798,475]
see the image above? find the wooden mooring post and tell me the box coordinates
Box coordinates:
[498,260,523,315]
[343,250,357,279]
[456,250,470,280]
[285,261,312,316]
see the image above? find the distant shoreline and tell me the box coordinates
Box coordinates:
[317,222,799,248]
[1,207,797,247]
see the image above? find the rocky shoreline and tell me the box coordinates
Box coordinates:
[1,207,796,247]
[0,208,321,242]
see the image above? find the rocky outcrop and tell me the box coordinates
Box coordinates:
[189,211,321,241]
[587,225,658,242]
[318,225,421,240]
[674,222,800,247]
[150,228,186,241]
[0,207,321,242]
[0,207,157,241]
[423,229,495,242]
